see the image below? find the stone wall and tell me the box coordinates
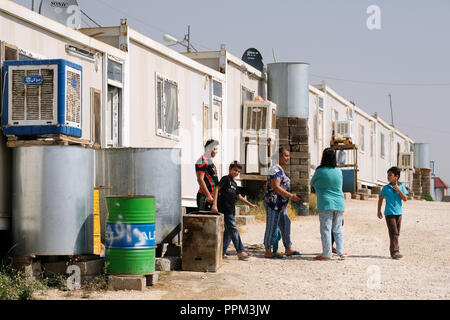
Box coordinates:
[412,168,432,196]
[412,171,422,196]
[276,116,310,207]
[420,168,432,195]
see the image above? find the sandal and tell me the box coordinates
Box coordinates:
[314,255,331,261]
[286,250,301,256]
[265,253,284,259]
[237,252,250,261]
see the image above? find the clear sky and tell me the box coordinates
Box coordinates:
[14,0,450,186]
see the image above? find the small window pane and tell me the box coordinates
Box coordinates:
[108,59,122,82]
[241,87,254,105]
[213,80,222,97]
[19,54,35,61]
[318,97,324,108]
[164,81,178,135]
[359,125,365,152]
[157,79,163,131]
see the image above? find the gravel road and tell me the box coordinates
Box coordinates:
[37,199,450,300]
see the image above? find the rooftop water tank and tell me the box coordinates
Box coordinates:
[267,62,310,118]
[413,143,430,169]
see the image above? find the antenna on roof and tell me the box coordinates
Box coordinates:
[388,92,395,127]
[163,25,198,52]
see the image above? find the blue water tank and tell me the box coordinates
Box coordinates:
[2,59,82,137]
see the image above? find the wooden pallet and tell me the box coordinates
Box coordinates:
[6,134,90,148]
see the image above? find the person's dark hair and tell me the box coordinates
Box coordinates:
[204,139,219,149]
[229,161,242,170]
[387,166,401,178]
[279,146,290,156]
[317,148,337,169]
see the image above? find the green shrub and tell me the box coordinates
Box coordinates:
[308,193,318,215]
[0,265,44,300]
[420,194,433,201]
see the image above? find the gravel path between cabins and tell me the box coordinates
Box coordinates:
[36,199,450,300]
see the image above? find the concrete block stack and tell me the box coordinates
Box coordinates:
[412,171,422,196]
[420,168,432,195]
[371,186,382,195]
[276,116,310,207]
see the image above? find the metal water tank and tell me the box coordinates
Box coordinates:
[12,146,94,255]
[0,135,12,231]
[95,148,182,245]
[413,143,430,169]
[267,62,310,118]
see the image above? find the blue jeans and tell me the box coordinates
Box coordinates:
[318,210,344,258]
[263,202,292,250]
[223,214,245,255]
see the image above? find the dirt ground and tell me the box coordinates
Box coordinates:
[36,199,450,300]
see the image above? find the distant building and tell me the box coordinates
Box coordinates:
[433,177,448,202]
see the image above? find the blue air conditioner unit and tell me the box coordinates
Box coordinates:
[2,59,82,137]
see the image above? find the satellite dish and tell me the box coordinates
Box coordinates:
[242,48,264,72]
[39,0,81,30]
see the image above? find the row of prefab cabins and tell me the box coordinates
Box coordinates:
[0,0,414,227]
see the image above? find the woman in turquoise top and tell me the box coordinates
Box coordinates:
[310,148,346,260]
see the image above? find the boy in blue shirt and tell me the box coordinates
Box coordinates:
[377,166,408,259]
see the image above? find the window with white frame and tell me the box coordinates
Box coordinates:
[156,75,179,139]
[108,59,122,83]
[380,132,385,158]
[370,133,374,157]
[213,80,222,98]
[314,113,318,143]
[241,86,254,105]
[241,86,254,128]
[334,110,339,121]
[318,96,324,109]
[359,124,365,152]
[347,107,353,120]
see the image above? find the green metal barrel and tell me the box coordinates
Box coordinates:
[105,196,156,275]
[106,196,156,224]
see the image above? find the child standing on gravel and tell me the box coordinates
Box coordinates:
[212,161,258,261]
[377,166,408,259]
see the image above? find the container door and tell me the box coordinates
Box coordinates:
[107,87,119,147]
[436,188,443,202]
[318,109,324,155]
[212,100,222,178]
[91,88,102,147]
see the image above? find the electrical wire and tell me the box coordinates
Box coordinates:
[80,9,102,27]
[311,73,450,87]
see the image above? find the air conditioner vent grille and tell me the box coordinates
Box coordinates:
[26,69,40,120]
[41,69,54,120]
[10,68,56,122]
[65,70,81,124]
[11,70,25,121]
